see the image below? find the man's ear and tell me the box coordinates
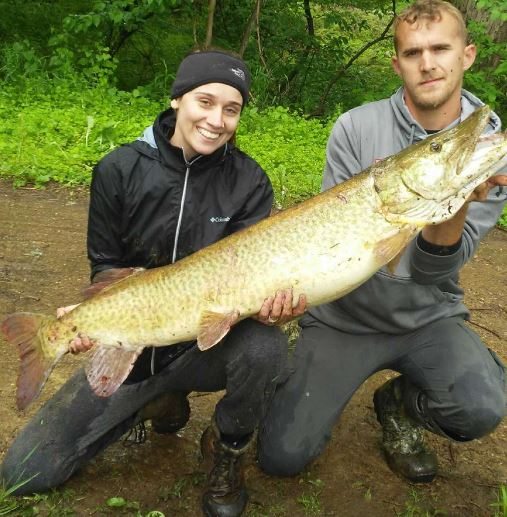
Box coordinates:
[392,55,401,77]
[463,44,476,71]
[170,98,179,109]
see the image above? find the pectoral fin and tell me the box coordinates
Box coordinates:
[373,226,417,269]
[85,346,142,397]
[197,309,240,351]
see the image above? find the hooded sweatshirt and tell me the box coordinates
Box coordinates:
[308,88,506,335]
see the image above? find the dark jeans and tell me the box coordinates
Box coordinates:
[1,319,287,495]
[258,315,506,476]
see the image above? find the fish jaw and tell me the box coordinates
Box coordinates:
[400,106,492,201]
[372,106,507,226]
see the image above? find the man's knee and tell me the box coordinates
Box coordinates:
[438,403,504,441]
[433,370,505,440]
[257,418,322,477]
[257,436,311,477]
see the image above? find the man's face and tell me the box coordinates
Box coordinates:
[392,12,476,116]
[170,82,243,159]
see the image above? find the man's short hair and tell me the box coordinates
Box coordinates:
[394,0,469,51]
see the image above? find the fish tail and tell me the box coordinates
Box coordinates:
[1,313,64,410]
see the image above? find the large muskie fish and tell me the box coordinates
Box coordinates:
[2,106,507,410]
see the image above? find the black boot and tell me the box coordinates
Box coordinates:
[201,418,252,517]
[373,376,438,483]
[138,392,190,434]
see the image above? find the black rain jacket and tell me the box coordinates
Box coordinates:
[86,108,274,380]
[87,108,274,279]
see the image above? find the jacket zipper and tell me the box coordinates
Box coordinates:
[150,152,202,375]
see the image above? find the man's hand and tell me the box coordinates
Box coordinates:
[56,304,95,354]
[254,289,307,326]
[468,174,507,202]
[422,174,507,246]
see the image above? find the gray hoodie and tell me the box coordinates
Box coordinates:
[308,87,506,335]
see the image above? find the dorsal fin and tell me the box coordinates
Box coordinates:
[82,267,145,299]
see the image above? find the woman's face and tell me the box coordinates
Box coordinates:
[170,82,243,158]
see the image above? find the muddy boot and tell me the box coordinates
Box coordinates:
[138,392,190,434]
[373,376,437,483]
[201,418,252,517]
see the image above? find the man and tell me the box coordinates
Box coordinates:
[258,0,507,484]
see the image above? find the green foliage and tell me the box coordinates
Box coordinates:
[465,20,507,120]
[476,0,507,22]
[0,71,329,207]
[396,488,446,517]
[297,474,324,515]
[237,107,333,208]
[490,485,507,517]
[0,0,505,226]
[0,79,163,187]
[499,205,507,230]
[2,0,504,118]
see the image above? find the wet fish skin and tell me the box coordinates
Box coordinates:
[2,105,507,410]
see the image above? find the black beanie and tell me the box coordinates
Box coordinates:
[171,51,251,107]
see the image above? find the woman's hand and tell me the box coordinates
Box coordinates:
[56,304,95,354]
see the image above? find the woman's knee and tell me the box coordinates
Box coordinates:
[0,443,68,495]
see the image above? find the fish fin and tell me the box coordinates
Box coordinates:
[386,251,404,274]
[197,309,240,351]
[85,346,142,397]
[1,313,64,410]
[374,227,416,267]
[83,267,145,299]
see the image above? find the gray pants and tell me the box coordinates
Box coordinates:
[258,315,506,476]
[1,319,287,494]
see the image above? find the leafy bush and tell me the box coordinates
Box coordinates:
[498,205,507,230]
[237,106,333,208]
[0,80,163,187]
[0,77,331,207]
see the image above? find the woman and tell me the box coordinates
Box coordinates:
[1,49,305,517]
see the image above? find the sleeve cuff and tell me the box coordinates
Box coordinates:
[416,233,462,256]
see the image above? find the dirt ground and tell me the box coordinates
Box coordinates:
[0,179,505,517]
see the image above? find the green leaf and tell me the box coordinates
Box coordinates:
[106,497,127,507]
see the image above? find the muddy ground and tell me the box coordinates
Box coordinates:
[0,179,505,516]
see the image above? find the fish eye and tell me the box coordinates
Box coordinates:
[430,141,442,152]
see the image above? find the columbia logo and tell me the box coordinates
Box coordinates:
[230,68,245,81]
[210,216,231,223]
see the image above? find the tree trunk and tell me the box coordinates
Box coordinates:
[304,0,315,36]
[239,0,262,57]
[205,0,217,48]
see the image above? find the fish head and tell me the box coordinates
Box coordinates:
[373,105,507,225]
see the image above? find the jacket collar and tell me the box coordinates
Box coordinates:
[389,87,501,145]
[141,108,231,171]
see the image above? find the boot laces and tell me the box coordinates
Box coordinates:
[209,449,241,496]
[123,421,147,446]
